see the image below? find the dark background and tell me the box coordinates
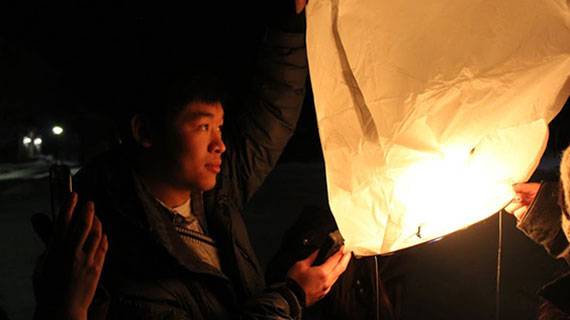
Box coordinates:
[0,1,569,319]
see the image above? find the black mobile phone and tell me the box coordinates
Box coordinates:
[49,164,72,219]
[313,230,344,266]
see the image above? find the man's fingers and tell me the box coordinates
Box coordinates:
[512,183,540,205]
[94,234,109,265]
[331,250,351,277]
[504,201,523,215]
[320,246,345,270]
[513,206,528,221]
[319,251,351,301]
[506,182,540,217]
[513,183,540,194]
[88,234,108,297]
[84,215,104,262]
[69,201,95,252]
[323,285,333,297]
[64,192,79,227]
[54,192,78,240]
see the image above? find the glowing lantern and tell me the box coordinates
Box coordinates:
[306,0,570,255]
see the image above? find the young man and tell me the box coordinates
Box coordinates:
[50,3,350,319]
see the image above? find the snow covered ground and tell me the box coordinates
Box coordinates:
[0,158,80,181]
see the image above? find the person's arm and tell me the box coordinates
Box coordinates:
[223,4,308,209]
[506,182,570,263]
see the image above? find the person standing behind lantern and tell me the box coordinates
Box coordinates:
[506,146,570,318]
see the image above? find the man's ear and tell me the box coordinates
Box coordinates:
[131,115,153,148]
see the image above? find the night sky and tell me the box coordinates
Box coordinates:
[0,0,324,163]
[1,1,568,164]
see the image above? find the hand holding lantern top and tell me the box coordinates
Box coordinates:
[505,183,541,221]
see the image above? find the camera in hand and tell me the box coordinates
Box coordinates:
[313,230,344,266]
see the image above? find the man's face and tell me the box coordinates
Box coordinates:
[157,101,226,191]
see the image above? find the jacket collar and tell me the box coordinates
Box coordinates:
[106,148,229,280]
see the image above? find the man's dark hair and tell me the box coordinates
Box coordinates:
[117,70,226,145]
[138,71,226,129]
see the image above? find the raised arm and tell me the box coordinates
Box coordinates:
[223,6,309,208]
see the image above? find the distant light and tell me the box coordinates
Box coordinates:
[33,137,42,146]
[52,126,63,135]
[22,136,32,145]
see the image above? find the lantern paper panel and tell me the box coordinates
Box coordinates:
[306,0,570,255]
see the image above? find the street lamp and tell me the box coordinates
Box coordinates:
[52,126,63,135]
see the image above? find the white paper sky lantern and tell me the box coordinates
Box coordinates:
[306,0,570,256]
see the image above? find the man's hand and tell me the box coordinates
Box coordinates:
[286,246,351,306]
[505,183,541,221]
[37,193,108,320]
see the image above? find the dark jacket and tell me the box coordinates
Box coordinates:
[74,27,308,319]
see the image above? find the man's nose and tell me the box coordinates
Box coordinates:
[209,134,226,154]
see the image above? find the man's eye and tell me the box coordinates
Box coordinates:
[199,124,209,131]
